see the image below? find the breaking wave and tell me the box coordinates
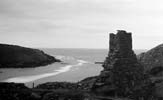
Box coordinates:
[2,59,88,83]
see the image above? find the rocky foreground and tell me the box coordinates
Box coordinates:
[0,44,60,68]
[1,30,163,100]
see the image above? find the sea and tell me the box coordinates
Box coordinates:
[0,48,146,87]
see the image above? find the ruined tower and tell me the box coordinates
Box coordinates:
[103,30,138,70]
[109,30,132,54]
[93,30,144,96]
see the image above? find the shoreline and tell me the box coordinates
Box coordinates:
[0,58,97,87]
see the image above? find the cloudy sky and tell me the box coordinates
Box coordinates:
[0,0,163,49]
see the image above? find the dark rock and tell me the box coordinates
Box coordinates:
[79,76,98,91]
[0,82,28,90]
[149,66,163,76]
[42,90,85,100]
[0,82,41,100]
[138,44,163,72]
[0,43,60,68]
[137,43,163,99]
[35,82,78,90]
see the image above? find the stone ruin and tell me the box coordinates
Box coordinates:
[103,30,135,70]
[92,30,145,96]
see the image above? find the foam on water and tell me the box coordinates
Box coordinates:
[55,55,66,60]
[2,59,88,83]
[55,55,75,60]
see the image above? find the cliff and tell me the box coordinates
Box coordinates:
[138,44,163,72]
[0,44,60,68]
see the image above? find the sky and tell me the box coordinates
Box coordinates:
[0,0,163,49]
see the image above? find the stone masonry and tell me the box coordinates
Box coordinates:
[93,30,144,96]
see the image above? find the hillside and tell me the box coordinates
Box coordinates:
[138,44,163,71]
[0,44,60,68]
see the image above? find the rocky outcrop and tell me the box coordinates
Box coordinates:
[35,82,79,90]
[138,44,163,98]
[42,91,85,100]
[0,82,41,100]
[92,30,145,97]
[0,44,60,68]
[138,44,163,72]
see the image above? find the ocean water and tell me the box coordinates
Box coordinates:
[0,48,146,87]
